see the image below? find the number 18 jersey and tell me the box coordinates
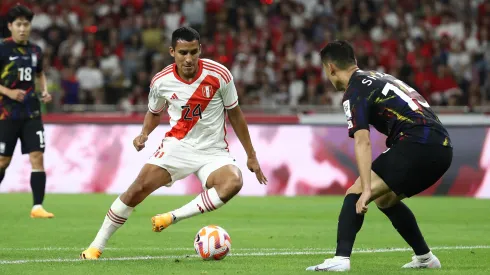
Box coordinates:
[0,38,43,120]
[148,58,239,150]
[342,70,451,148]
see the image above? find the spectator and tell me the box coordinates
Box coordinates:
[0,0,486,111]
[76,59,104,104]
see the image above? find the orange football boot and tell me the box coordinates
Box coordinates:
[151,213,175,232]
[80,247,102,260]
[30,207,54,218]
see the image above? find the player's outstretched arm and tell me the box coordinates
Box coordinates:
[133,111,162,151]
[227,106,267,185]
[353,129,372,214]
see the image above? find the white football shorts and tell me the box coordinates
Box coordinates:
[147,137,238,189]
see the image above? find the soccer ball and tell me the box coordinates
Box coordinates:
[194,225,232,260]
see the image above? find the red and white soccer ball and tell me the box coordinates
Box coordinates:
[194,225,232,260]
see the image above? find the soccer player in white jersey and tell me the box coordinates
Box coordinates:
[80,27,267,259]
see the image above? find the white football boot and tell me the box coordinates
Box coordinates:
[402,252,441,269]
[306,257,350,272]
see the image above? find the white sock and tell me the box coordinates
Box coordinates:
[89,197,134,251]
[32,204,43,210]
[172,188,225,222]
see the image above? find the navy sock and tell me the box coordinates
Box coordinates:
[379,202,430,255]
[335,193,365,257]
[31,171,46,205]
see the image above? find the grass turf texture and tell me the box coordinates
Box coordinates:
[0,194,489,274]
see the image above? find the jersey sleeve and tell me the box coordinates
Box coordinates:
[36,48,44,74]
[343,82,371,138]
[148,83,167,114]
[221,79,239,110]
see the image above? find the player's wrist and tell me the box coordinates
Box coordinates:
[0,86,10,96]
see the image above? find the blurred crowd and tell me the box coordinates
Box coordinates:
[0,0,489,112]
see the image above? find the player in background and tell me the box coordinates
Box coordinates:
[80,27,267,259]
[0,5,53,218]
[306,41,453,272]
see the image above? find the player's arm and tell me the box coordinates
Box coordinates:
[134,85,167,151]
[353,129,372,196]
[36,72,52,103]
[35,49,52,103]
[343,86,372,214]
[0,84,24,101]
[227,105,266,184]
[223,79,267,184]
[227,106,254,157]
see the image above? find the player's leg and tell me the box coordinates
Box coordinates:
[0,156,12,184]
[28,151,52,216]
[20,118,53,218]
[152,154,240,231]
[375,193,440,268]
[375,143,452,269]
[306,143,452,271]
[306,171,391,271]
[0,119,17,185]
[81,163,172,259]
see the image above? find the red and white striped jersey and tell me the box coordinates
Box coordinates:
[148,58,239,150]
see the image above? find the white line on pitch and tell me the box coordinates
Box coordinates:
[0,245,488,252]
[0,245,488,265]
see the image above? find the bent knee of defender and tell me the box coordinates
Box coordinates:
[375,193,399,209]
[346,178,362,195]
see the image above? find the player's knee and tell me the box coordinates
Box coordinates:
[221,173,243,197]
[127,180,149,197]
[375,195,398,209]
[346,179,362,195]
[29,152,44,169]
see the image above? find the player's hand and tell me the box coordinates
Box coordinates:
[7,89,26,102]
[41,91,52,103]
[356,190,371,215]
[247,156,268,185]
[133,134,148,151]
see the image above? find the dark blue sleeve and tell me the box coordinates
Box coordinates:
[342,82,370,138]
[36,47,43,74]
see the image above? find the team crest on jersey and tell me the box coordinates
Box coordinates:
[343,100,352,119]
[202,85,213,98]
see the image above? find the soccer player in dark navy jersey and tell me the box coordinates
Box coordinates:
[306,41,453,272]
[0,5,54,218]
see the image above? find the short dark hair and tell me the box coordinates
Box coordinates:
[7,5,34,23]
[171,27,200,48]
[319,40,356,69]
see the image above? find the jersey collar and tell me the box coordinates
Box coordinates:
[173,59,203,85]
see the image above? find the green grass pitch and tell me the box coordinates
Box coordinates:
[0,194,489,274]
